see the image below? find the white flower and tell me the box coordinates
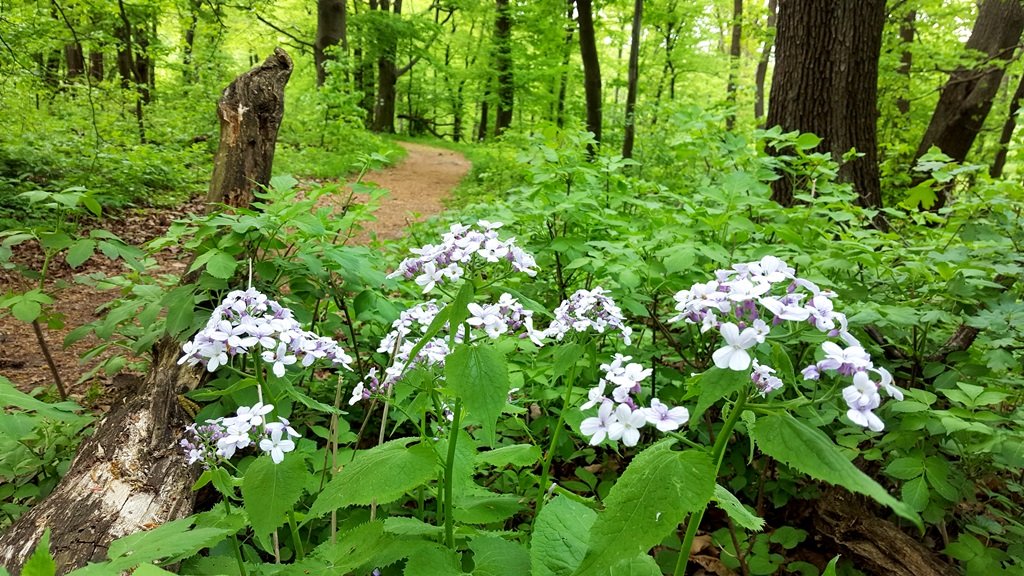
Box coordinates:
[580,381,608,411]
[415,262,445,294]
[580,401,617,445]
[818,342,871,375]
[608,404,647,447]
[259,427,296,464]
[712,322,759,371]
[232,402,274,432]
[262,343,297,378]
[751,360,783,396]
[642,399,690,432]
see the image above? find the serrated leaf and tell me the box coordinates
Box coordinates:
[574,442,715,575]
[690,368,749,425]
[902,476,929,512]
[205,250,237,279]
[304,520,408,574]
[470,535,530,576]
[21,529,56,576]
[475,444,541,468]
[531,496,596,576]
[310,437,436,515]
[751,413,922,529]
[104,517,232,571]
[446,344,509,447]
[713,484,765,531]
[65,239,95,268]
[241,454,307,537]
[11,299,41,323]
[884,457,924,480]
[405,544,465,576]
[608,554,662,576]
[384,517,443,537]
[162,285,196,337]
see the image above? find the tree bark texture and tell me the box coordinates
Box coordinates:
[990,71,1024,177]
[64,42,84,79]
[207,48,294,208]
[576,0,602,152]
[725,0,742,131]
[897,10,916,116]
[371,0,401,133]
[493,0,514,136]
[766,0,886,209]
[622,0,643,158]
[753,0,777,122]
[915,0,1024,205]
[315,0,347,87]
[0,342,200,575]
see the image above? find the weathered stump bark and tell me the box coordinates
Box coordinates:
[814,488,957,576]
[0,49,293,575]
[0,340,198,574]
[207,47,293,209]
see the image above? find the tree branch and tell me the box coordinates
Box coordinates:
[253,12,314,51]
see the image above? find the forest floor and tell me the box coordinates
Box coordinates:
[0,141,470,398]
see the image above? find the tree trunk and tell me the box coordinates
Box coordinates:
[65,42,84,80]
[896,10,915,116]
[914,0,1024,207]
[88,51,104,82]
[182,0,200,83]
[207,49,294,208]
[989,71,1024,178]
[576,0,602,153]
[725,0,742,130]
[371,0,401,133]
[493,0,514,136]
[477,87,491,141]
[315,0,347,87]
[766,0,886,211]
[622,0,643,159]
[753,0,777,122]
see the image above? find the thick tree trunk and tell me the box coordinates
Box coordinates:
[65,42,84,79]
[915,0,1024,207]
[989,71,1024,178]
[315,0,347,87]
[0,343,200,575]
[88,51,104,82]
[577,0,602,153]
[753,0,777,122]
[766,0,885,210]
[371,0,401,133]
[477,88,490,141]
[622,0,642,159]
[207,49,293,208]
[182,0,199,83]
[493,0,514,136]
[725,0,742,130]
[0,52,293,573]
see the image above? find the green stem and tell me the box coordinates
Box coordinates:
[534,368,576,523]
[674,389,749,576]
[224,500,248,576]
[443,400,463,550]
[288,510,305,560]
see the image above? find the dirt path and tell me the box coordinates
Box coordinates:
[0,141,470,395]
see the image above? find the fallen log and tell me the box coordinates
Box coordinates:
[0,48,293,575]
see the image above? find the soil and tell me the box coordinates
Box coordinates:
[0,141,470,397]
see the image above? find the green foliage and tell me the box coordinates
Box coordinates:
[311,438,438,514]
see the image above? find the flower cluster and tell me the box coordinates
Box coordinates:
[180,402,300,466]
[669,256,902,430]
[178,288,353,376]
[351,294,544,405]
[387,221,539,294]
[580,354,689,447]
[544,287,633,344]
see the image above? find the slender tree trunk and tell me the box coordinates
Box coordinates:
[914,0,1024,208]
[477,87,491,141]
[315,0,347,87]
[493,0,514,136]
[65,42,84,79]
[116,0,146,142]
[372,0,401,133]
[725,0,742,130]
[896,10,915,116]
[753,0,777,123]
[182,0,200,83]
[576,0,602,153]
[555,0,575,128]
[767,0,886,211]
[989,72,1024,178]
[88,51,104,82]
[622,0,643,159]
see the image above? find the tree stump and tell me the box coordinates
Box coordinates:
[0,48,293,575]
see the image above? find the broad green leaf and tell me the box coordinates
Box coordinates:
[475,444,541,468]
[65,239,95,268]
[531,496,596,576]
[446,344,509,447]
[574,442,715,575]
[551,342,584,379]
[303,520,409,574]
[470,535,530,576]
[794,132,822,150]
[712,484,765,531]
[205,250,237,279]
[384,517,443,537]
[884,457,924,480]
[21,529,56,576]
[162,285,196,337]
[751,413,922,529]
[11,299,41,323]
[405,544,465,576]
[608,554,662,576]
[690,368,749,425]
[0,376,88,422]
[241,454,307,537]
[448,281,475,344]
[104,517,232,571]
[454,491,523,524]
[310,437,436,515]
[901,476,929,512]
[131,566,177,575]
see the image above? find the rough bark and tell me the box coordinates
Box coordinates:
[725,0,742,131]
[753,0,777,122]
[493,0,514,136]
[915,0,1024,172]
[555,0,575,128]
[766,0,886,210]
[371,0,401,133]
[990,72,1024,177]
[622,0,643,158]
[477,88,490,141]
[577,0,602,153]
[0,343,200,575]
[207,48,294,208]
[64,42,84,79]
[315,0,347,87]
[814,489,958,576]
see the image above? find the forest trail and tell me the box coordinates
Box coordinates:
[0,141,470,395]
